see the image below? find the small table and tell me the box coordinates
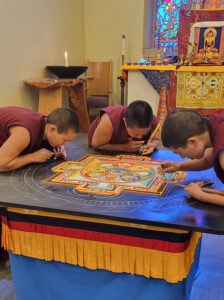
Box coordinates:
[26,77,94,133]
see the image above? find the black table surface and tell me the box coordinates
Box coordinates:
[1,133,224,234]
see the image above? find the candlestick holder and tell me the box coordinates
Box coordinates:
[46,66,88,79]
[155,49,162,65]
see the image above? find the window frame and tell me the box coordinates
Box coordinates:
[143,0,190,60]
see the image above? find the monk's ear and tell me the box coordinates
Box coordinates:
[187,137,199,146]
[123,117,127,126]
[48,124,58,132]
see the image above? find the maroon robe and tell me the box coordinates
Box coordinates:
[208,114,224,183]
[0,106,52,260]
[0,106,52,155]
[88,105,158,146]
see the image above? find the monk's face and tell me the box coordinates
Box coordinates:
[123,118,151,140]
[169,137,206,160]
[126,126,151,140]
[47,125,77,147]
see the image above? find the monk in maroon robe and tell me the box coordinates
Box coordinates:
[0,106,79,172]
[0,106,80,265]
[88,101,159,155]
[161,109,224,206]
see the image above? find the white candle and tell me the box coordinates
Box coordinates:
[64,51,69,67]
[122,35,125,55]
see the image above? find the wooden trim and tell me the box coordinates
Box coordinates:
[143,0,156,49]
[38,87,63,115]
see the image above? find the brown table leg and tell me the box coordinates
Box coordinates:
[38,87,63,115]
[67,84,90,133]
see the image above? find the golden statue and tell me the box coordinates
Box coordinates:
[204,28,216,49]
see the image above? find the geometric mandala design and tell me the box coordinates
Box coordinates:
[45,154,187,196]
[176,71,224,109]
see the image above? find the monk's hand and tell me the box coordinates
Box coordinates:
[157,164,166,182]
[31,148,54,163]
[141,143,155,155]
[184,182,204,200]
[53,146,66,160]
[123,140,145,152]
[161,161,180,173]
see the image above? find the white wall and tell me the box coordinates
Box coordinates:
[0,0,147,109]
[0,0,86,109]
[127,71,159,114]
[84,0,145,105]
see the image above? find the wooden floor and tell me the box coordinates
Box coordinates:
[0,233,223,300]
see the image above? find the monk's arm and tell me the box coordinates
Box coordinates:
[141,131,160,155]
[178,148,213,171]
[148,131,160,150]
[0,127,53,171]
[162,148,213,173]
[200,151,224,205]
[91,114,118,150]
[201,150,224,205]
[182,150,224,206]
[184,182,224,206]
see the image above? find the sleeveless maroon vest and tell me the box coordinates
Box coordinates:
[0,106,49,155]
[208,114,224,183]
[88,105,158,146]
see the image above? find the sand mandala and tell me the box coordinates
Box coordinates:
[45,154,187,196]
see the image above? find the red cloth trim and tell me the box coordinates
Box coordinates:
[3,218,190,253]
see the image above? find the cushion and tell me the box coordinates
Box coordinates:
[86,95,109,108]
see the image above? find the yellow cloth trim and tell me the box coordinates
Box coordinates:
[120,65,176,71]
[176,66,224,72]
[120,64,224,73]
[1,223,201,283]
[5,206,189,234]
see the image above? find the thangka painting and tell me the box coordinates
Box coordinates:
[194,26,224,64]
[45,155,187,196]
[178,9,224,57]
[176,72,224,110]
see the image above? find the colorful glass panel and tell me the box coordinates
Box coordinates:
[155,0,188,49]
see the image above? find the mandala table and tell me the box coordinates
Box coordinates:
[1,134,224,300]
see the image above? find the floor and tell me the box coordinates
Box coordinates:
[0,261,16,300]
[0,233,223,300]
[191,233,224,300]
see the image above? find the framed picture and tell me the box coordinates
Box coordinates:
[194,26,224,64]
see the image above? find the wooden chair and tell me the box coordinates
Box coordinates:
[86,60,112,110]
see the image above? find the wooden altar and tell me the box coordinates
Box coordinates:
[121,64,224,116]
[26,77,94,133]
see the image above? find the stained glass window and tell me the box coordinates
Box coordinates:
[155,0,188,49]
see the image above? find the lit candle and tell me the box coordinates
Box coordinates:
[64,51,69,67]
[122,35,125,56]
